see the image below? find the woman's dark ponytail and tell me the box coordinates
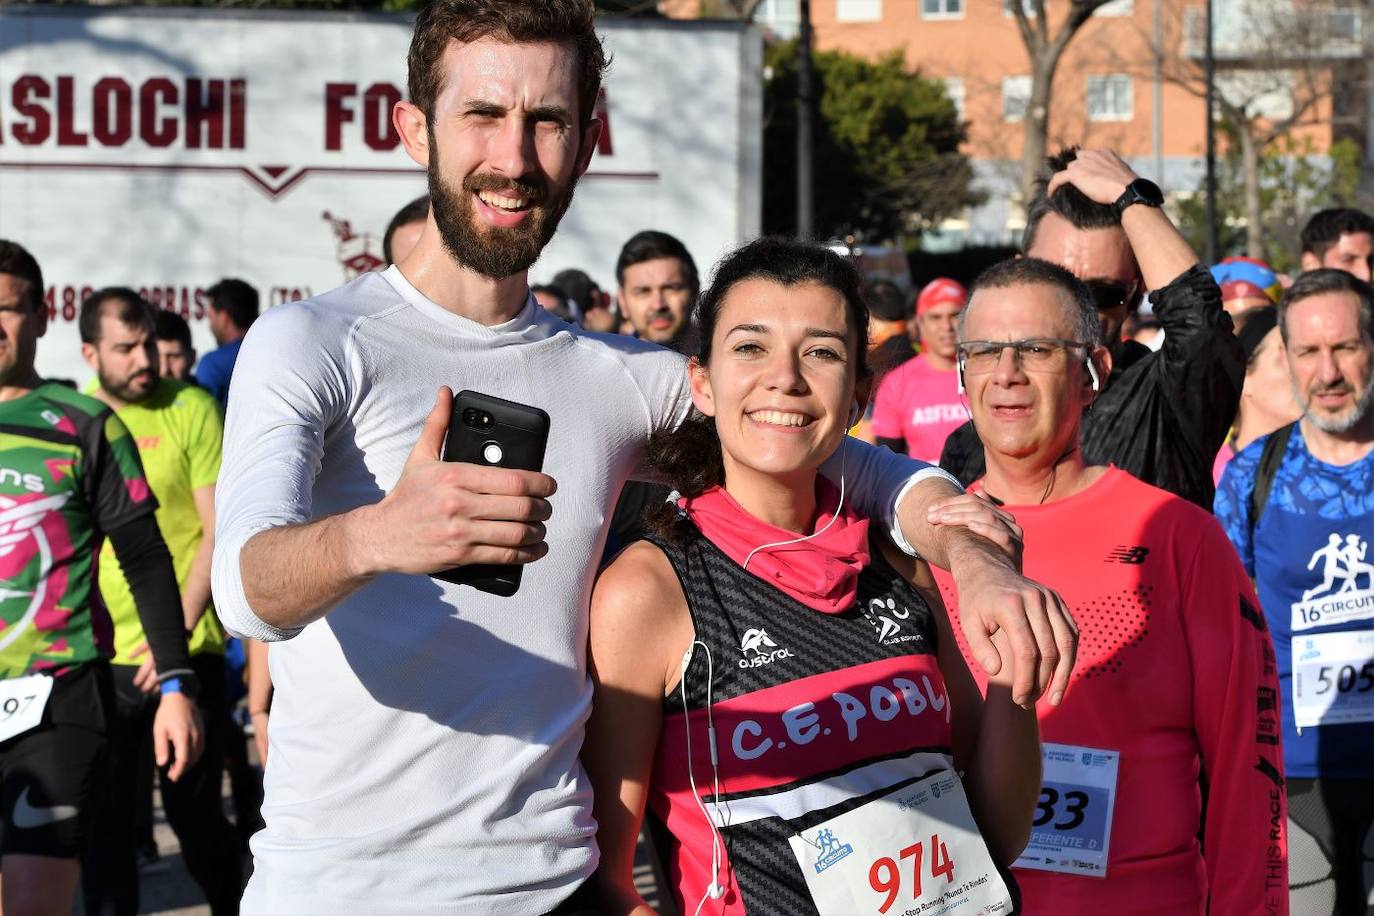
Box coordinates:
[642,411,724,538]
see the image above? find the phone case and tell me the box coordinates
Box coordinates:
[432,390,551,596]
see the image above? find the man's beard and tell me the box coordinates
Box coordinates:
[427,140,578,281]
[100,367,157,404]
[1298,372,1374,433]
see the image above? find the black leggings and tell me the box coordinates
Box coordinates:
[1288,776,1374,916]
[82,653,245,916]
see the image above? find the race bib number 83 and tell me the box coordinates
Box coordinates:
[1014,743,1120,878]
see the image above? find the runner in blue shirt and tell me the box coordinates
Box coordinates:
[1215,268,1374,916]
[195,278,257,406]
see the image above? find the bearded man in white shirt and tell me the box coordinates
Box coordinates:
[212,2,1078,912]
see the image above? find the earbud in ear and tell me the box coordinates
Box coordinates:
[1086,359,1100,393]
[848,404,861,426]
[957,365,966,395]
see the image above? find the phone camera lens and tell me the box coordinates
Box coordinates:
[461,408,480,428]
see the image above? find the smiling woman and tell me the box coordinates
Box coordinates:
[641,238,873,522]
[582,239,1041,916]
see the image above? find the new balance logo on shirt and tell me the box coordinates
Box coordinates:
[1107,546,1150,565]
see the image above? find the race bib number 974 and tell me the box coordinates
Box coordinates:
[788,770,1012,916]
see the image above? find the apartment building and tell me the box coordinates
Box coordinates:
[661,0,1357,246]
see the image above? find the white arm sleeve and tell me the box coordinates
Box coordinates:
[211,304,351,642]
[820,438,962,558]
[622,344,694,483]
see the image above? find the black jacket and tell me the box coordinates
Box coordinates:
[938,264,1243,508]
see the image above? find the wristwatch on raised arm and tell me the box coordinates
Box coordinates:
[1113,178,1164,216]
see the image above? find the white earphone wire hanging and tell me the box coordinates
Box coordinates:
[680,642,726,914]
[741,436,848,574]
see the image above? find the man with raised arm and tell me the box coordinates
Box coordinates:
[940,148,1242,508]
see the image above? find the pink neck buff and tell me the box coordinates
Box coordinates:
[680,479,870,614]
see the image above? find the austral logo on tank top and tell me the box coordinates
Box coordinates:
[738,628,796,669]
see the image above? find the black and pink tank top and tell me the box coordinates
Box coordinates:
[645,519,958,916]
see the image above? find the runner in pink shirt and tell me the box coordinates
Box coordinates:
[936,255,1287,916]
[871,279,968,461]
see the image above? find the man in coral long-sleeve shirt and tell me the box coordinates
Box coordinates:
[934,251,1287,915]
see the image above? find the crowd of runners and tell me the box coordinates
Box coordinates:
[2,1,1374,915]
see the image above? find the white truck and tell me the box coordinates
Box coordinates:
[0,5,762,380]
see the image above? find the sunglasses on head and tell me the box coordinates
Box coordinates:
[1085,279,1142,312]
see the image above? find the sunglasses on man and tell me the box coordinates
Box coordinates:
[1085,278,1142,313]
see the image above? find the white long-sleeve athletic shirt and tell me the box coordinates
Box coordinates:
[213,267,942,914]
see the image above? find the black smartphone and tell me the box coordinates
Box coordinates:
[432,390,551,596]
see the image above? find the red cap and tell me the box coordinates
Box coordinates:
[1220,279,1271,303]
[916,278,968,316]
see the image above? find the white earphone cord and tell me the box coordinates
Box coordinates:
[681,431,852,911]
[680,642,726,914]
[741,436,848,574]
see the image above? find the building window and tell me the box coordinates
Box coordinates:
[1002,75,1031,122]
[837,0,882,21]
[1002,0,1035,16]
[921,0,963,19]
[943,77,965,120]
[757,0,801,38]
[1086,74,1133,121]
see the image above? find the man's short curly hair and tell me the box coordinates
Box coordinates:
[407,0,608,126]
[1301,208,1374,261]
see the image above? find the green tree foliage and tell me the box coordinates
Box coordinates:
[1175,135,1364,274]
[764,41,980,242]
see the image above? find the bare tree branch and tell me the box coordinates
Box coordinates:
[1121,0,1350,258]
[1008,3,1039,52]
[1011,0,1118,207]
